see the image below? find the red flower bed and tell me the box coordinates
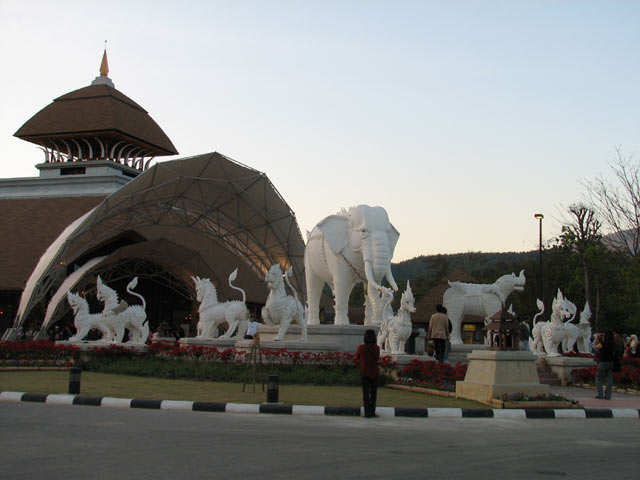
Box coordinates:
[0,340,78,366]
[396,359,467,392]
[571,356,640,388]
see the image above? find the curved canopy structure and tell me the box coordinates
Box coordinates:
[14,152,306,331]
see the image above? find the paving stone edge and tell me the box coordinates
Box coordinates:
[1,391,638,420]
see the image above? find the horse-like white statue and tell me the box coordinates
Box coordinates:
[376,287,395,352]
[96,276,148,344]
[443,270,526,344]
[262,264,307,341]
[386,282,416,355]
[193,269,248,339]
[563,302,592,354]
[66,291,112,342]
[529,299,546,355]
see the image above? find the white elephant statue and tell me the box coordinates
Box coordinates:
[443,270,526,345]
[304,205,400,326]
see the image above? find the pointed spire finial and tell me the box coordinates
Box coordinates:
[92,41,115,88]
[100,40,109,77]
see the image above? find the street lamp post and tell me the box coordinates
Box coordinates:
[534,213,544,298]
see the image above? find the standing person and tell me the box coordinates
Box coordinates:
[244,315,261,339]
[428,304,450,363]
[593,331,616,400]
[354,329,380,418]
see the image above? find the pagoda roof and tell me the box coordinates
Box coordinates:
[14,84,177,157]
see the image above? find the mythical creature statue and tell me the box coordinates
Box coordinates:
[538,289,573,357]
[529,299,546,355]
[193,269,248,339]
[304,205,400,326]
[261,264,307,341]
[376,287,395,352]
[386,282,416,355]
[66,291,112,342]
[443,270,526,344]
[97,276,148,344]
[562,301,592,354]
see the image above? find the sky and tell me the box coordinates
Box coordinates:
[1,0,638,262]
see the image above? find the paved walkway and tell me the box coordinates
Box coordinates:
[550,384,640,409]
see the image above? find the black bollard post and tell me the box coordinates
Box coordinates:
[68,367,81,394]
[266,374,279,403]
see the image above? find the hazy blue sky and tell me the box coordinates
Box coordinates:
[1,0,638,262]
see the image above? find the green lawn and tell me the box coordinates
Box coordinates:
[0,370,485,408]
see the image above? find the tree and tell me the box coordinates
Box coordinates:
[558,203,602,316]
[583,148,640,258]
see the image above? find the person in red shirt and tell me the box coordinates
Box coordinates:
[355,329,380,418]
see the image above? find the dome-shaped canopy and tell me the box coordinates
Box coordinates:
[14,83,177,169]
[13,152,307,331]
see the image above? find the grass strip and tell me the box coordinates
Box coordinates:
[0,371,484,408]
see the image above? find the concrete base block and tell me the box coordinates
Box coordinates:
[456,350,549,404]
[541,356,597,384]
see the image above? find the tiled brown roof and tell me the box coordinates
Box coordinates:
[413,268,483,323]
[0,197,105,289]
[14,84,177,156]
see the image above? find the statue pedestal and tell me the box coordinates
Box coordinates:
[178,324,377,353]
[55,340,149,353]
[540,356,597,384]
[448,343,489,363]
[386,353,436,366]
[179,337,239,349]
[456,350,549,404]
[256,324,378,352]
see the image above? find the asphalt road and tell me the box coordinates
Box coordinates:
[0,402,637,479]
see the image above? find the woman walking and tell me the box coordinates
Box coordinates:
[355,329,380,418]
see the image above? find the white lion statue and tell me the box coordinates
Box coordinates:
[67,291,112,342]
[262,264,307,341]
[97,276,148,344]
[443,270,526,344]
[386,282,416,355]
[193,269,248,339]
[539,289,574,357]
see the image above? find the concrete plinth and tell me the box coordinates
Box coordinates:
[255,324,378,352]
[456,350,549,404]
[179,337,239,349]
[447,343,489,363]
[541,356,597,384]
[387,353,436,367]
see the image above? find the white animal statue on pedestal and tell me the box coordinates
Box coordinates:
[529,299,546,355]
[193,269,248,339]
[304,205,400,326]
[539,289,573,357]
[376,287,395,352]
[262,264,307,341]
[443,270,526,345]
[66,291,112,342]
[97,276,148,344]
[386,282,416,355]
[562,301,592,354]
